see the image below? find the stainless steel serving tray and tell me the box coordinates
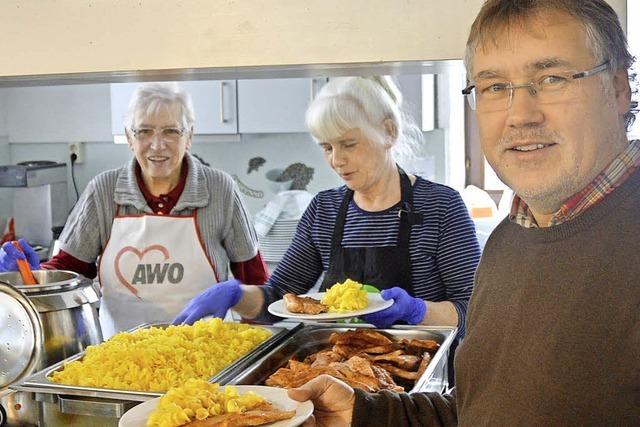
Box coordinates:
[12,322,302,402]
[219,324,458,393]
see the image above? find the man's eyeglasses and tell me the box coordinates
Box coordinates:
[462,61,609,112]
[130,127,186,143]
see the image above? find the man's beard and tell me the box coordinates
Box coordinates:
[495,127,578,213]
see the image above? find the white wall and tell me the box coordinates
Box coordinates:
[0,0,626,77]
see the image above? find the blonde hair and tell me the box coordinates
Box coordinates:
[305,76,423,165]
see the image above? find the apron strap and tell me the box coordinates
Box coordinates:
[397,166,423,248]
[329,187,354,257]
[329,166,420,257]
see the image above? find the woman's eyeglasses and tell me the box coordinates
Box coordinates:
[130,127,186,143]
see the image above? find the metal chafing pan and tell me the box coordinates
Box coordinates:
[219,324,458,393]
[12,322,301,402]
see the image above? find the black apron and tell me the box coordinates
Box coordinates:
[320,167,422,293]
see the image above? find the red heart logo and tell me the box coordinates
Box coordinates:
[114,245,170,298]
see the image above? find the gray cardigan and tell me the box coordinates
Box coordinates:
[59,152,259,281]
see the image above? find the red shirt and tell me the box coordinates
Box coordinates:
[44,161,269,285]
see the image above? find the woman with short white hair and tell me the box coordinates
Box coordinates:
[0,82,268,338]
[175,76,480,336]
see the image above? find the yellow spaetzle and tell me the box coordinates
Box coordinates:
[146,379,265,427]
[49,319,271,392]
[321,279,369,312]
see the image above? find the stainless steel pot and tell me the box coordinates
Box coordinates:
[0,270,102,426]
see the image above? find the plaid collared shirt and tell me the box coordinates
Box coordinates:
[510,139,640,228]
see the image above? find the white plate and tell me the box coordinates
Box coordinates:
[119,385,314,427]
[268,292,393,320]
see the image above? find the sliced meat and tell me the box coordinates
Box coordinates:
[329,329,393,347]
[371,351,421,370]
[186,407,296,426]
[345,356,376,378]
[371,364,404,392]
[309,350,344,368]
[283,293,328,314]
[329,361,381,392]
[414,352,432,380]
[332,344,360,359]
[376,363,420,380]
[400,338,440,354]
[358,344,402,354]
[265,329,437,393]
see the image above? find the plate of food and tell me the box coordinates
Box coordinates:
[119,381,313,427]
[267,279,393,320]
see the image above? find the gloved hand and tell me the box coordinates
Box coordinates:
[0,239,41,272]
[360,287,427,328]
[172,279,243,325]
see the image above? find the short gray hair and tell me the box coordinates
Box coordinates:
[464,0,637,130]
[305,76,423,164]
[124,82,195,130]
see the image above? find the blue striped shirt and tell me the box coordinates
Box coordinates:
[267,177,481,336]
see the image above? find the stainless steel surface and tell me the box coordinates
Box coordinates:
[36,394,124,427]
[0,270,102,369]
[0,271,102,426]
[0,270,81,292]
[0,60,463,88]
[0,163,66,187]
[0,163,68,245]
[0,283,43,389]
[1,383,39,426]
[223,324,457,393]
[57,395,135,418]
[13,323,301,402]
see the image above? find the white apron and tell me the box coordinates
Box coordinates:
[98,210,218,338]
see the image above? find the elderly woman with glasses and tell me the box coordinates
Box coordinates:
[0,82,268,338]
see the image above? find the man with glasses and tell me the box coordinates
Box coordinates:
[287,1,639,425]
[0,82,269,338]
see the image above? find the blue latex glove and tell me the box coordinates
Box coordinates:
[0,239,41,272]
[172,279,243,325]
[360,287,427,328]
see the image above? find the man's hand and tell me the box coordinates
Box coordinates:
[172,279,243,325]
[0,239,41,272]
[288,374,355,427]
[360,287,427,328]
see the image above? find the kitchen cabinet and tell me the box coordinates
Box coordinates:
[237,78,327,133]
[6,84,112,143]
[110,80,237,135]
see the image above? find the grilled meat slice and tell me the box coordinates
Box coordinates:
[400,338,440,354]
[309,350,344,368]
[376,363,420,380]
[358,343,402,354]
[186,406,296,426]
[370,350,421,370]
[329,329,393,347]
[371,364,404,392]
[283,293,328,314]
[332,343,361,359]
[415,352,432,380]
